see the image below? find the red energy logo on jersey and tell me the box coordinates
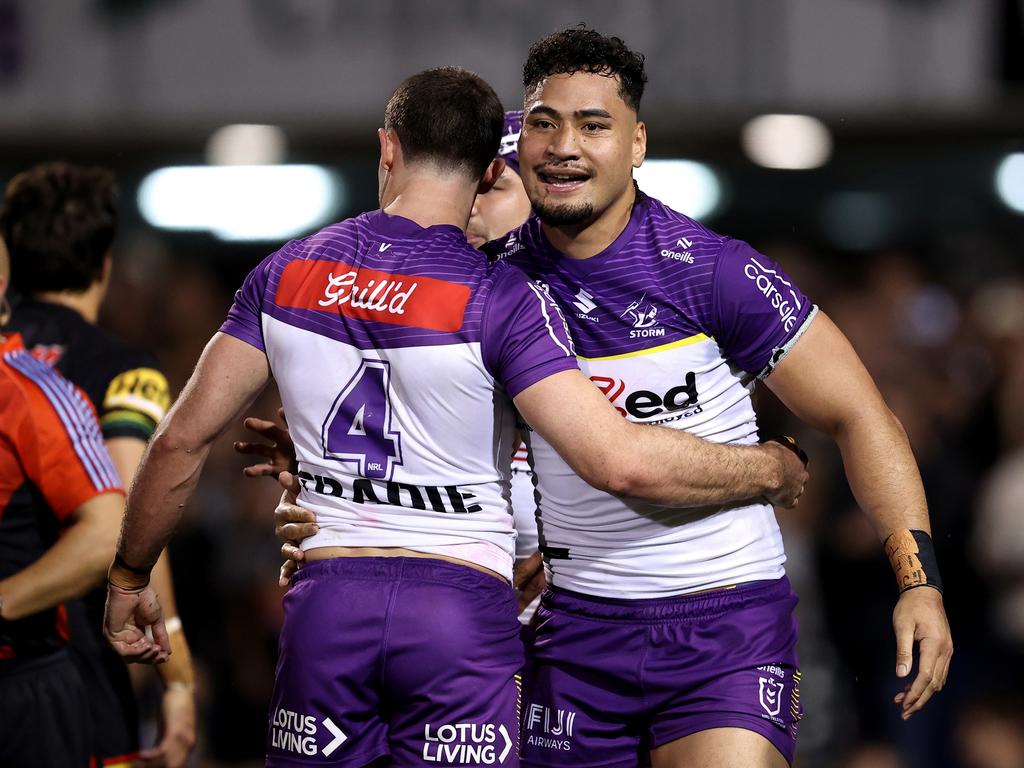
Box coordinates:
[274,260,470,332]
[590,375,627,417]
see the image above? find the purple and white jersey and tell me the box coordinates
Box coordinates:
[221,210,577,580]
[488,192,817,597]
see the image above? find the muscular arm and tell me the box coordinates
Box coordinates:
[0,491,122,620]
[105,333,270,663]
[107,436,197,765]
[764,310,952,718]
[514,369,805,507]
[764,311,929,536]
[117,332,271,573]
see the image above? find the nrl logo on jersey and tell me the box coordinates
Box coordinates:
[621,294,666,339]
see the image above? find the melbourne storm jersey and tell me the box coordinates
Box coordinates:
[222,210,577,580]
[488,191,817,598]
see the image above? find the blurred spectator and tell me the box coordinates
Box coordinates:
[956,696,1024,768]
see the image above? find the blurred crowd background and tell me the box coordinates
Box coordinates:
[3,1,1024,766]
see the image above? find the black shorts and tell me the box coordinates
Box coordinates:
[0,649,92,767]
[67,597,140,766]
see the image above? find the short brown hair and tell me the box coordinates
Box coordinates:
[384,67,505,178]
[0,162,118,295]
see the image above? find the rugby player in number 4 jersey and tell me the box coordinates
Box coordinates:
[485,27,952,768]
[103,67,807,768]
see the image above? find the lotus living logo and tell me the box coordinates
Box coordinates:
[269,707,347,758]
[421,722,514,764]
[744,257,802,332]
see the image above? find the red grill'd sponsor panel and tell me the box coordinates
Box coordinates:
[275,259,471,332]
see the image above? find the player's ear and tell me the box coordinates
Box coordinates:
[477,158,506,195]
[378,128,396,172]
[632,121,647,169]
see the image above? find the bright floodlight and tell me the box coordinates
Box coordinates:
[996,154,1024,214]
[633,160,721,220]
[138,165,341,241]
[207,124,287,166]
[741,114,833,170]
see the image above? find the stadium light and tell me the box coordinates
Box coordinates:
[138,165,342,242]
[206,124,288,166]
[995,153,1024,214]
[633,160,722,220]
[741,114,833,170]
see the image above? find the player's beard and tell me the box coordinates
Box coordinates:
[532,198,595,227]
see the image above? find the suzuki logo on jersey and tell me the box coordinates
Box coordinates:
[422,723,514,764]
[572,288,598,317]
[621,294,666,339]
[591,373,701,421]
[744,257,802,332]
[274,259,470,332]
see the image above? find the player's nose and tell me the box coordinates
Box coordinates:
[546,124,581,159]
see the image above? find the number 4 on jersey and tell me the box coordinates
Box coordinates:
[322,359,402,479]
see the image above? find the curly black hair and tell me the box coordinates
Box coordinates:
[0,162,118,295]
[523,26,647,113]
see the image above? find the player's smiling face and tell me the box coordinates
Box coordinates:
[519,71,646,229]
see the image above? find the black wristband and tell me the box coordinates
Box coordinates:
[114,552,154,576]
[884,529,943,595]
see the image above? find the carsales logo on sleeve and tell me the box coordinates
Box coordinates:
[744,257,802,332]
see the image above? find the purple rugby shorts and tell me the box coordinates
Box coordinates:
[521,576,802,767]
[267,557,523,767]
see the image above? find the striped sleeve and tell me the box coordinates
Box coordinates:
[481,262,579,398]
[5,350,123,519]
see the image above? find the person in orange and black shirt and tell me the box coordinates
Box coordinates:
[2,162,196,768]
[0,235,124,767]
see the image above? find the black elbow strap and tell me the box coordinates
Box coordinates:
[884,529,943,595]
